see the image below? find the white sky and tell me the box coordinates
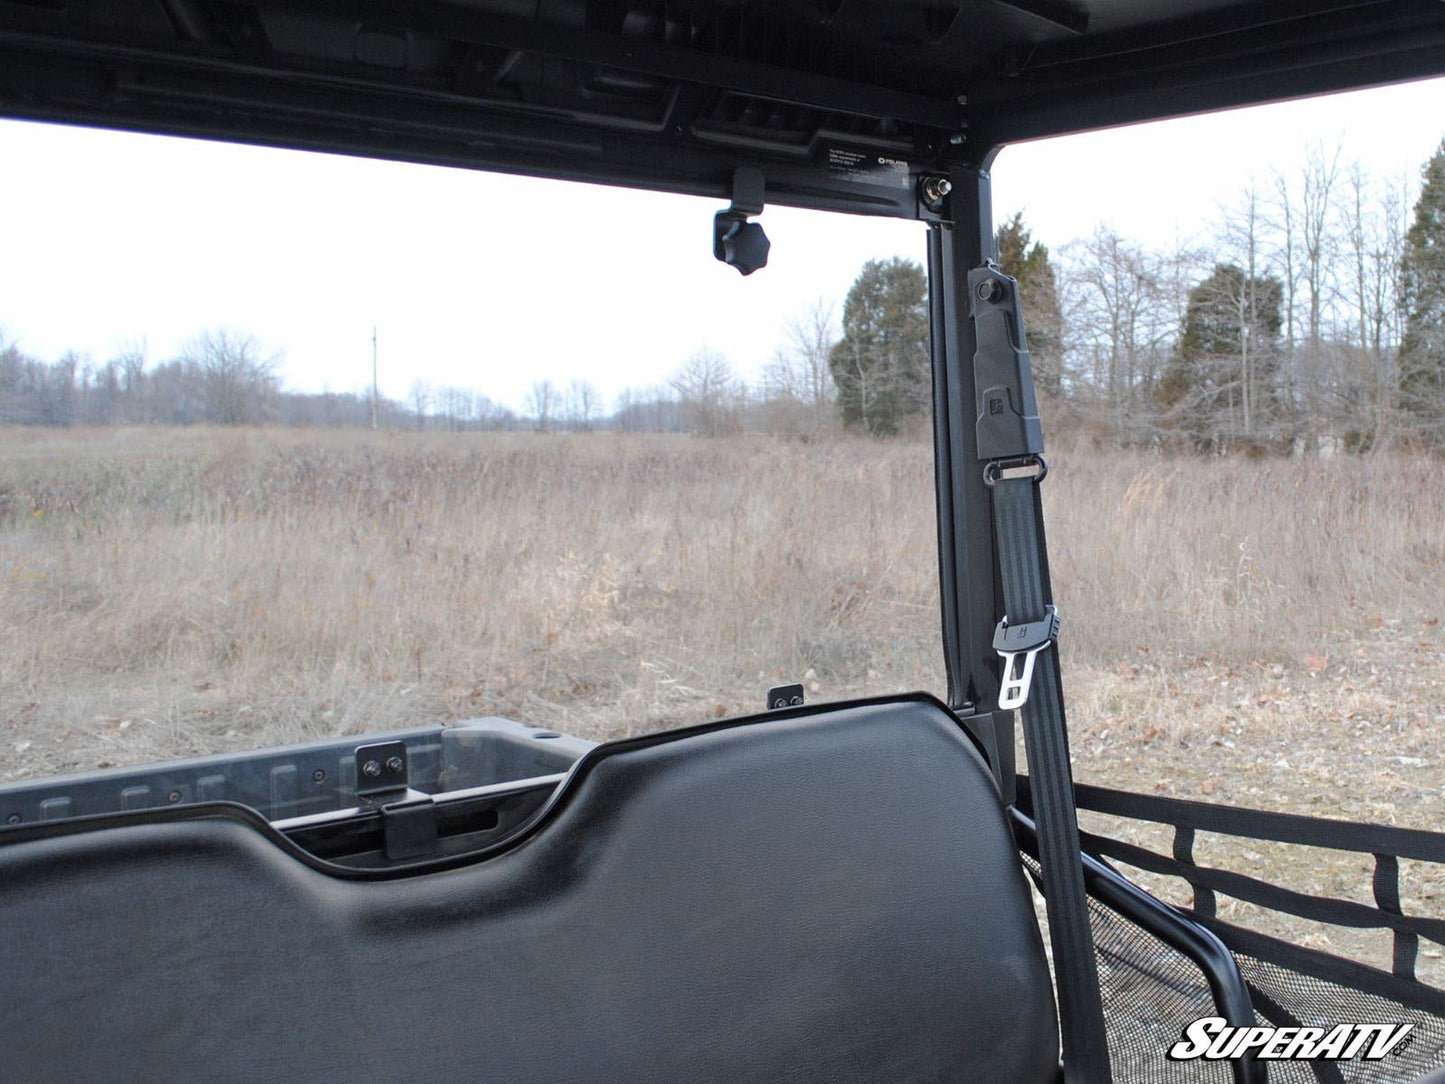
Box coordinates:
[2,76,1443,411]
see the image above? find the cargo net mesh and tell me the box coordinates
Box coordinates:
[1228,953,1445,1083]
[1018,779,1445,1083]
[1025,852,1231,1083]
[1025,851,1445,1083]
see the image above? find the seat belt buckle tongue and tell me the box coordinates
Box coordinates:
[993,605,1059,711]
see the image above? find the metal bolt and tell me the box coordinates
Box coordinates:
[166,790,182,804]
[922,176,952,204]
[312,769,326,783]
[789,695,803,706]
[956,94,969,105]
[949,133,967,145]
[977,279,1005,303]
[6,813,20,825]
[385,756,405,774]
[362,759,383,778]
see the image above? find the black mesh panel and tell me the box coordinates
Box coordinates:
[1221,944,1445,1083]
[1019,777,1445,1083]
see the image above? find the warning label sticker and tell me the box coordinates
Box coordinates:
[824,145,912,189]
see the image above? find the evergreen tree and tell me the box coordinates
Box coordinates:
[1399,139,1445,441]
[997,212,1064,396]
[1159,263,1283,452]
[828,257,929,436]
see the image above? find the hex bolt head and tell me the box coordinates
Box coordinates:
[385,756,405,774]
[312,769,326,783]
[166,790,182,804]
[362,759,383,778]
[6,813,20,825]
[977,279,1005,303]
[922,176,953,204]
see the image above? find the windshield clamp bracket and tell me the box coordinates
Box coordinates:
[767,682,805,710]
[355,739,411,801]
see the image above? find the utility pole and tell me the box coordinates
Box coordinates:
[370,326,379,430]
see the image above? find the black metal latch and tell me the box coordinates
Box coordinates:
[354,740,438,861]
[992,605,1059,711]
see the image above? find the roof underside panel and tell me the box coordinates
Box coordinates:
[2,0,1444,215]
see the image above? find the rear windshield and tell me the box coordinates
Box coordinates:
[0,118,944,786]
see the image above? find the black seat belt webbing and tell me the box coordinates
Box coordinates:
[967,260,1112,1084]
[992,472,1113,1084]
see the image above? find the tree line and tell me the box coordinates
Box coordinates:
[822,138,1445,451]
[5,138,1443,450]
[0,304,845,438]
[1030,139,1445,452]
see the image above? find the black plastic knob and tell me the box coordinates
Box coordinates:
[718,218,770,276]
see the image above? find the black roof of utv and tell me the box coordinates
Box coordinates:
[3,0,1445,217]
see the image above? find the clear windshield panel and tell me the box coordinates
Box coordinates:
[0,119,944,802]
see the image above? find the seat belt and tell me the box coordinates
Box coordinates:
[969,263,1113,1084]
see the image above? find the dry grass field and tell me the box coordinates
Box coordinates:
[2,424,1443,973]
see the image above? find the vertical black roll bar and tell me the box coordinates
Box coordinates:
[928,158,1016,800]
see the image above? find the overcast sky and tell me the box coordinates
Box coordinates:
[2,75,1444,411]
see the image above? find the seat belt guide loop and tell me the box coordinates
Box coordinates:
[993,605,1059,710]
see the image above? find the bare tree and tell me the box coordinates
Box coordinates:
[1334,164,1411,446]
[108,337,148,423]
[1301,142,1343,352]
[181,328,278,425]
[408,378,431,429]
[1060,225,1199,439]
[766,300,837,405]
[1290,141,1343,450]
[1270,170,1300,420]
[1216,181,1283,440]
[670,348,739,437]
[613,387,637,433]
[525,379,557,433]
[566,379,602,431]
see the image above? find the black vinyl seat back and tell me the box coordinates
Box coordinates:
[0,696,1060,1084]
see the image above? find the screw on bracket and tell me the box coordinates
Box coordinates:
[355,740,410,800]
[766,683,805,711]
